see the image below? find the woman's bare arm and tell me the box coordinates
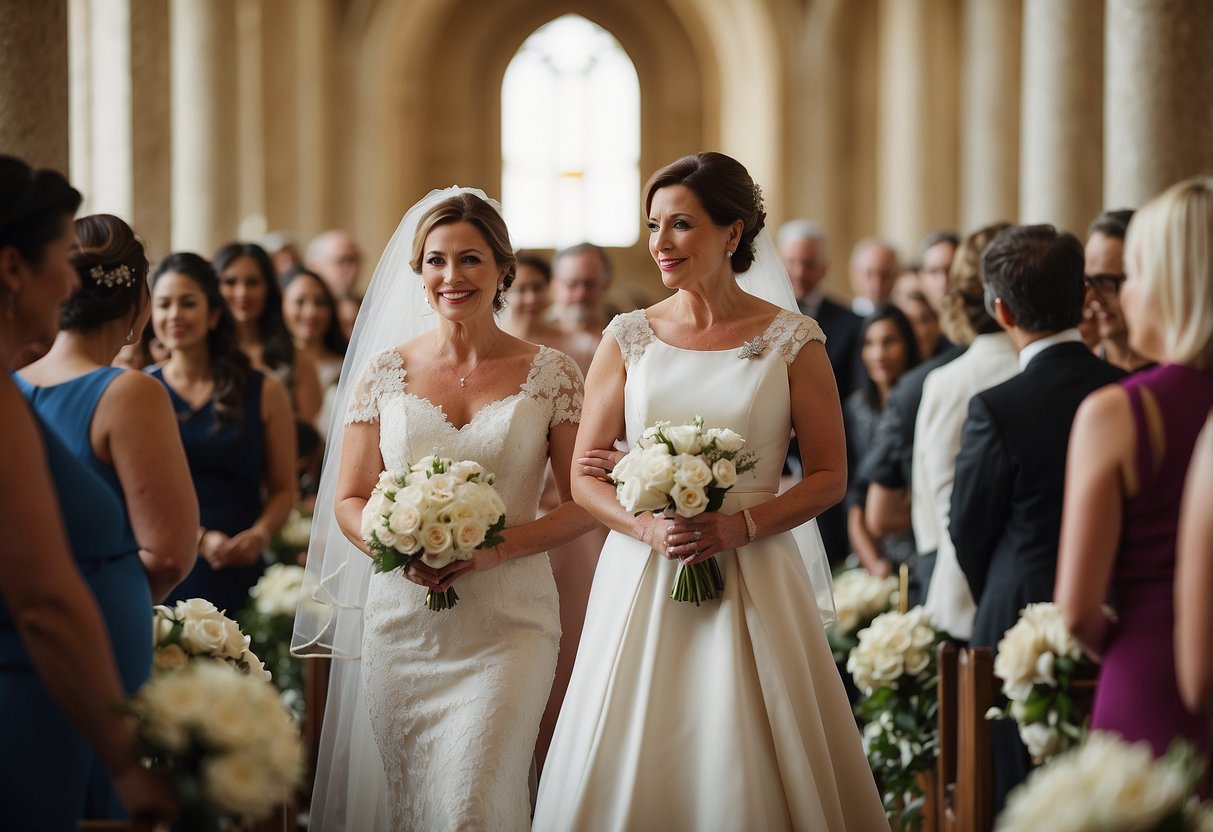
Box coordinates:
[1176,414,1213,714]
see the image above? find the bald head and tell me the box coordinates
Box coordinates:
[306,229,362,299]
[849,238,899,306]
[778,220,830,300]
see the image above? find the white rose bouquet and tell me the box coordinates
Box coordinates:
[238,564,323,718]
[987,602,1096,763]
[827,568,900,664]
[362,455,507,611]
[610,416,757,605]
[848,606,942,831]
[152,598,270,683]
[130,660,304,825]
[997,733,1206,832]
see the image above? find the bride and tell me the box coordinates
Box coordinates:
[293,188,595,831]
[533,152,887,830]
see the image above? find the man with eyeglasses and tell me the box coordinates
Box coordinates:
[1085,209,1153,373]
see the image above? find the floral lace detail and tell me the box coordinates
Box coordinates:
[345,348,405,423]
[523,347,585,427]
[767,309,826,364]
[605,309,654,370]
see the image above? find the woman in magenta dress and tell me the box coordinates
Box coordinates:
[1056,176,1213,767]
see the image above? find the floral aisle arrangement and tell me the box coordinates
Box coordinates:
[153,599,270,682]
[827,568,900,665]
[847,606,942,831]
[238,564,320,718]
[362,455,507,611]
[267,505,313,563]
[130,660,304,829]
[610,416,756,605]
[988,601,1097,762]
[996,733,1208,832]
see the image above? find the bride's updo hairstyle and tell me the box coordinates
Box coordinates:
[61,214,149,332]
[408,192,517,311]
[643,151,767,274]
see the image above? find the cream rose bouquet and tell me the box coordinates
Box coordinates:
[988,602,1096,762]
[152,599,270,683]
[611,416,757,605]
[827,568,900,664]
[362,455,506,611]
[997,733,1206,832]
[130,660,304,827]
[848,606,942,831]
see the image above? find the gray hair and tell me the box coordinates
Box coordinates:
[553,242,613,280]
[776,219,830,263]
[850,237,900,268]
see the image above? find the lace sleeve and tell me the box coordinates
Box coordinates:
[769,310,827,364]
[527,348,585,427]
[344,348,405,424]
[604,309,653,370]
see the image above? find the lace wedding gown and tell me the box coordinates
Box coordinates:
[345,344,582,831]
[533,309,887,831]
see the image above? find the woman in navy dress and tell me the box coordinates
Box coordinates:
[151,252,297,616]
[0,155,176,830]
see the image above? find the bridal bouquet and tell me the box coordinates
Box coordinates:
[827,568,900,665]
[988,602,1096,762]
[611,416,756,605]
[997,733,1206,832]
[848,606,942,831]
[152,599,270,683]
[362,455,507,611]
[130,660,304,826]
[238,564,323,718]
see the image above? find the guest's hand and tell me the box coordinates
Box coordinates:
[211,527,268,568]
[198,529,229,568]
[110,761,178,829]
[866,558,893,579]
[578,448,625,482]
[665,512,748,566]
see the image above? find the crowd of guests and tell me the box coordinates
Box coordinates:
[781,177,1213,810]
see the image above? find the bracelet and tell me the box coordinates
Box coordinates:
[197,526,208,547]
[742,509,757,543]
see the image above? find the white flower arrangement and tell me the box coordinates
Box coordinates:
[248,562,319,618]
[362,455,506,611]
[130,660,304,821]
[988,602,1095,762]
[828,569,900,663]
[152,599,270,683]
[848,606,938,695]
[996,733,1204,832]
[611,416,756,604]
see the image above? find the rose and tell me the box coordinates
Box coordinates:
[426,474,458,506]
[373,525,399,550]
[449,460,485,481]
[672,455,712,489]
[377,468,406,490]
[180,616,229,655]
[361,490,393,538]
[174,597,222,622]
[393,533,420,555]
[411,455,438,473]
[420,522,453,558]
[1019,723,1060,761]
[707,427,745,453]
[711,458,738,488]
[452,518,486,551]
[153,607,176,644]
[637,446,676,493]
[617,478,667,514]
[663,424,702,455]
[389,503,423,535]
[154,643,189,672]
[220,617,249,660]
[670,484,707,517]
[205,751,274,815]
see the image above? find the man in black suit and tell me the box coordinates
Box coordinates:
[778,220,862,566]
[951,224,1126,811]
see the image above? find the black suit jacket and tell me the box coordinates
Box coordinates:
[951,341,1126,649]
[811,297,863,399]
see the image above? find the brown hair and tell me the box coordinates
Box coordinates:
[643,152,766,273]
[62,214,149,332]
[408,193,516,311]
[940,221,1011,345]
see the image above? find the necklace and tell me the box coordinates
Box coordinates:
[445,330,501,388]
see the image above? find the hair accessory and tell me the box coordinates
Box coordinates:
[89,263,135,289]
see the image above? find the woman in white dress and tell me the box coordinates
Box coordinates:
[293,188,595,831]
[534,152,886,831]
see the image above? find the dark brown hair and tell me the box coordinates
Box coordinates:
[408,194,516,311]
[940,221,1012,344]
[213,242,295,373]
[0,155,81,264]
[61,214,149,332]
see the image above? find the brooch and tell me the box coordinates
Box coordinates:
[737,337,767,360]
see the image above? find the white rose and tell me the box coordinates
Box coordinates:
[711,458,738,488]
[426,474,458,506]
[663,424,702,455]
[153,608,176,646]
[672,456,712,489]
[709,427,745,453]
[204,750,277,815]
[610,449,640,483]
[1019,723,1060,762]
[220,617,249,660]
[373,525,399,550]
[393,532,420,555]
[241,650,272,683]
[377,468,406,491]
[361,491,393,538]
[389,503,423,535]
[174,597,221,622]
[670,484,707,517]
[1033,651,1057,687]
[180,616,228,656]
[421,522,453,557]
[153,643,189,672]
[637,446,675,493]
[452,518,487,551]
[617,478,668,514]
[449,460,485,481]
[411,455,439,473]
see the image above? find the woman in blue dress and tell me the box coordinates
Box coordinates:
[0,155,177,830]
[150,252,297,616]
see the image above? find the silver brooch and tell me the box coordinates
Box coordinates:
[737,336,767,360]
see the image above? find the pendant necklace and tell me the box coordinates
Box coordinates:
[451,330,501,388]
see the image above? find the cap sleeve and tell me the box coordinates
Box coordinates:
[526,347,585,428]
[604,309,654,370]
[768,310,827,365]
[344,348,405,424]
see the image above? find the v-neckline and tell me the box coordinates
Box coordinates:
[156,371,214,415]
[397,346,544,432]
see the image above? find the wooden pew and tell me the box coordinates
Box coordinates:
[954,647,995,832]
[935,641,959,832]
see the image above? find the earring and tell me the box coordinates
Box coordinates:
[726,250,734,258]
[497,279,506,294]
[126,325,135,343]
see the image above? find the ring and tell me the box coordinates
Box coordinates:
[695,530,702,541]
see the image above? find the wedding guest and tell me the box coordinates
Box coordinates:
[214,242,323,424]
[151,253,297,616]
[1176,412,1213,716]
[499,252,566,347]
[951,224,1124,810]
[849,237,899,317]
[263,230,302,276]
[280,266,347,436]
[1056,176,1213,768]
[306,228,363,341]
[845,304,921,578]
[899,288,947,360]
[0,155,177,830]
[917,229,960,310]
[548,242,613,375]
[1085,209,1153,373]
[537,151,885,829]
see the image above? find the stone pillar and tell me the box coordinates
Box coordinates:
[235,0,266,241]
[958,0,1021,231]
[130,0,172,258]
[170,0,239,254]
[261,0,300,242]
[1105,0,1213,209]
[0,0,69,171]
[877,0,961,258]
[294,0,334,242]
[1019,0,1103,236]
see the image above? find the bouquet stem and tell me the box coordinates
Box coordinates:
[426,587,460,611]
[670,556,724,605]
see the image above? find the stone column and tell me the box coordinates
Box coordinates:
[0,0,69,171]
[958,0,1021,231]
[130,0,172,258]
[877,0,960,258]
[1019,0,1103,236]
[294,0,335,242]
[170,0,239,254]
[1105,0,1213,209]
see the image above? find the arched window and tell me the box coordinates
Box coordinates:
[502,15,640,249]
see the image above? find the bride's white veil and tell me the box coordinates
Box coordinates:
[738,230,837,627]
[291,186,501,830]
